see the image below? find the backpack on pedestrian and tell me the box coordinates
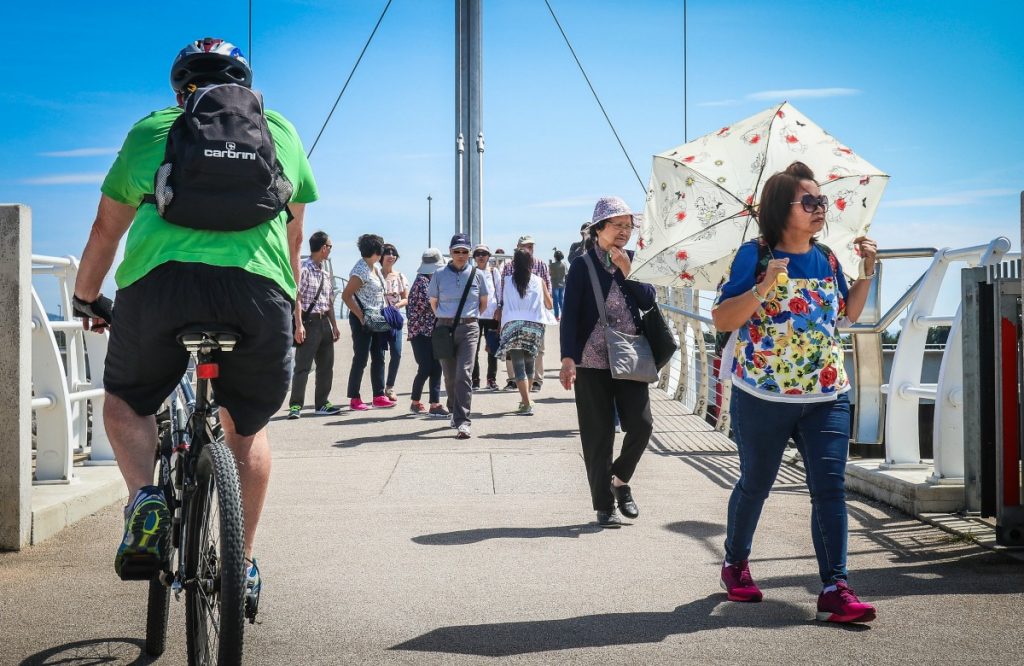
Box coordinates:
[144,83,294,231]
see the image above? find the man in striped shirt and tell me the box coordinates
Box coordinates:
[288,231,342,418]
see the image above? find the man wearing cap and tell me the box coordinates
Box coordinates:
[428,234,491,438]
[495,235,552,392]
[472,244,502,390]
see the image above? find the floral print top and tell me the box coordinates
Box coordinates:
[579,249,639,369]
[406,273,436,340]
[714,239,851,403]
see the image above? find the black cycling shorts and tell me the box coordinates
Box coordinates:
[104,262,294,436]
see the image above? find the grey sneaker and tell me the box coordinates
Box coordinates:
[455,423,471,439]
[515,402,534,416]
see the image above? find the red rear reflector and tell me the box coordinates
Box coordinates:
[196,363,220,379]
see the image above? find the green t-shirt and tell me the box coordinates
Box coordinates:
[102,105,318,296]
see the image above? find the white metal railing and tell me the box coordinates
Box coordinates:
[31,255,112,484]
[655,237,1015,489]
[881,238,1013,482]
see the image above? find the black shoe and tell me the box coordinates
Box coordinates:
[612,483,639,519]
[596,509,622,527]
[530,381,542,393]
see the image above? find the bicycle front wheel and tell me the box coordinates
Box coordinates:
[184,439,246,666]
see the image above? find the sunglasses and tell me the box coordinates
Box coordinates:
[383,250,398,257]
[451,249,470,255]
[791,194,829,213]
[324,244,333,249]
[473,252,490,258]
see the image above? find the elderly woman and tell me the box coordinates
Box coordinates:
[559,196,656,527]
[712,161,878,624]
[428,233,490,439]
[341,233,396,411]
[406,248,449,417]
[381,242,409,402]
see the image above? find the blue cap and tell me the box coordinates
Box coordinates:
[449,233,472,250]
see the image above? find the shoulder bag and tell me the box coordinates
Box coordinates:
[432,267,476,360]
[294,270,325,347]
[583,254,658,383]
[357,268,392,333]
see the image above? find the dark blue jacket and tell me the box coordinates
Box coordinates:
[559,248,656,364]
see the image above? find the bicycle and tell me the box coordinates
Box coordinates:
[140,325,252,664]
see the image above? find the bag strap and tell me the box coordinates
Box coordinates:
[452,266,477,327]
[304,268,325,317]
[582,253,610,326]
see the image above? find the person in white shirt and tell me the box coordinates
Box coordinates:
[471,244,502,390]
[496,249,554,415]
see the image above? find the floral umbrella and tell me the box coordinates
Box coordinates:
[629,101,889,290]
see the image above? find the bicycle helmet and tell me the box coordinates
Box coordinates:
[170,37,251,93]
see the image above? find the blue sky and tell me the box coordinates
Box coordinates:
[4,0,1022,317]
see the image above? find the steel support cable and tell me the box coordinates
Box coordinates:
[543,0,646,194]
[307,0,394,158]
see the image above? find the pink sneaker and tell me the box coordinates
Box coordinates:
[372,395,397,408]
[349,398,370,411]
[720,560,763,602]
[816,581,876,623]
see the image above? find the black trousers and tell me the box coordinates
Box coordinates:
[289,315,335,409]
[347,313,386,399]
[573,367,654,511]
[472,318,499,384]
[410,335,442,403]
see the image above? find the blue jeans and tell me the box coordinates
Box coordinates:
[552,286,565,319]
[384,330,402,389]
[724,389,851,584]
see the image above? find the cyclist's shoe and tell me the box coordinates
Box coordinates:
[315,402,342,416]
[115,485,170,580]
[287,405,301,420]
[245,557,262,623]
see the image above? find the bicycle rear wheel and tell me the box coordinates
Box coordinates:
[184,438,246,665]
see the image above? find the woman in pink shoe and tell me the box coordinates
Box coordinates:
[341,234,398,411]
[712,161,878,623]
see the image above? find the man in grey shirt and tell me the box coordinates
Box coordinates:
[428,233,490,438]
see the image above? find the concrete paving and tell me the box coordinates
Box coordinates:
[2,326,1022,664]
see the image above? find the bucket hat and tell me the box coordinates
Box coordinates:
[588,195,643,229]
[472,244,491,257]
[517,235,536,246]
[417,248,446,274]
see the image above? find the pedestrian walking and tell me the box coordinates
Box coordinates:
[559,196,656,527]
[497,249,553,415]
[496,235,551,392]
[712,161,878,623]
[288,232,342,418]
[549,250,567,320]
[381,242,409,402]
[428,233,490,439]
[407,248,449,417]
[341,234,397,411]
[472,244,501,391]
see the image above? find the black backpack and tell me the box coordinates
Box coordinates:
[143,83,293,231]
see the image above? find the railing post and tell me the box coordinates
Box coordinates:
[0,205,32,550]
[82,331,114,464]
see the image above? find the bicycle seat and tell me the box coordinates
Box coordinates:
[176,324,242,353]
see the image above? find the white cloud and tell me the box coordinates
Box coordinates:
[22,173,106,185]
[882,188,1018,208]
[39,147,118,158]
[699,88,861,108]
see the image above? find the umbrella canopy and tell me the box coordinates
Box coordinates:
[630,101,888,290]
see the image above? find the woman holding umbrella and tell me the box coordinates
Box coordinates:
[712,161,878,623]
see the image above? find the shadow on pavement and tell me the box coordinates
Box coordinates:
[20,637,151,666]
[333,426,452,448]
[390,594,830,656]
[478,429,577,441]
[412,524,602,545]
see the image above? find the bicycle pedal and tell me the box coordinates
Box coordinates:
[117,555,164,581]
[245,593,259,624]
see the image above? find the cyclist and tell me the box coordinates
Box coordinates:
[72,38,318,608]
